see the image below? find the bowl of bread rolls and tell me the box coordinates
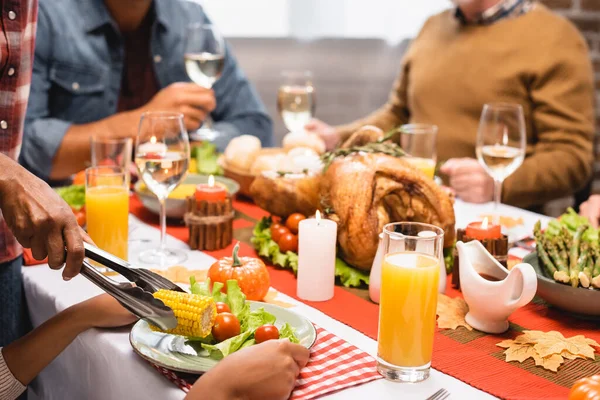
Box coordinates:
[218,132,326,198]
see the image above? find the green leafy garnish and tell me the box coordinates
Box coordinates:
[251,216,369,287]
[55,185,85,210]
[279,323,299,344]
[201,329,253,360]
[189,277,300,360]
[192,142,224,175]
[546,207,598,243]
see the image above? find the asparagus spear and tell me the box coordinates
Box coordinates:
[561,227,573,250]
[533,222,557,276]
[578,243,593,288]
[569,225,589,288]
[547,238,570,283]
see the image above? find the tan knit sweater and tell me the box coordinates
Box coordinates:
[336,5,595,209]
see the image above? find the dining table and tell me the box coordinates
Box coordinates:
[22,195,598,400]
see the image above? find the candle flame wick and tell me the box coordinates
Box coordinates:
[481,217,489,230]
[316,210,321,226]
[150,136,157,144]
[208,175,215,187]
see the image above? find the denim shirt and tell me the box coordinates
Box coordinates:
[20,0,273,180]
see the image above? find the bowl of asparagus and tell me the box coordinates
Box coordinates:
[523,208,600,317]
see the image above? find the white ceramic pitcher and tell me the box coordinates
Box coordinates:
[456,240,537,334]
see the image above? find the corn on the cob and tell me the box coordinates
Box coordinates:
[151,290,216,338]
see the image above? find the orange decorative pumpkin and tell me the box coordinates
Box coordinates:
[208,242,270,301]
[570,375,600,400]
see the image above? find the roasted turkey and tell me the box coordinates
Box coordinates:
[249,126,456,271]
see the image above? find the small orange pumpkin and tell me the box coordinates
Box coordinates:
[569,375,600,400]
[208,242,270,301]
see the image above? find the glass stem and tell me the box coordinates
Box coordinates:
[493,179,503,216]
[159,197,167,252]
[203,115,213,129]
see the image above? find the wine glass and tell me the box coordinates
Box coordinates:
[135,112,190,265]
[184,23,225,142]
[475,103,526,211]
[277,70,315,133]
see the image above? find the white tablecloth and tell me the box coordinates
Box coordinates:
[22,200,552,400]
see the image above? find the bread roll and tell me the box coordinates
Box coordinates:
[224,135,261,172]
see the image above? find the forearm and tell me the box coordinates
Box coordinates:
[185,366,238,400]
[503,148,593,208]
[50,110,140,180]
[1,305,92,386]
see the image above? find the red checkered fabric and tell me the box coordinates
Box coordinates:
[151,325,382,399]
[0,0,38,263]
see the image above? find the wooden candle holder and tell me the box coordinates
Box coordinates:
[184,195,235,251]
[452,228,508,290]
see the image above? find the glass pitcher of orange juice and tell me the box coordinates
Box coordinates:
[377,222,444,383]
[85,166,129,272]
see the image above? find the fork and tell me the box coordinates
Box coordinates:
[425,388,450,400]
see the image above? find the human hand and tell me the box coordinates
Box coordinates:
[187,339,310,400]
[71,294,138,330]
[305,119,339,150]
[0,158,86,279]
[440,158,495,203]
[580,195,600,228]
[144,82,217,131]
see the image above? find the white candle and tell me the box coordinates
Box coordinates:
[297,211,337,301]
[138,136,167,155]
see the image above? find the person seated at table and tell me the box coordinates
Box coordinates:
[305,0,595,210]
[1,294,309,400]
[20,0,272,184]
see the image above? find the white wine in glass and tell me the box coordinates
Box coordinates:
[184,23,225,142]
[135,112,190,266]
[184,52,225,89]
[475,103,526,210]
[277,70,315,133]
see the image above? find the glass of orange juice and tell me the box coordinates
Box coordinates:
[400,124,437,179]
[377,222,444,383]
[85,166,129,273]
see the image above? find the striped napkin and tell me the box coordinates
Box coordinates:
[151,325,382,399]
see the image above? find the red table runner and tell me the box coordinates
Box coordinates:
[130,195,600,400]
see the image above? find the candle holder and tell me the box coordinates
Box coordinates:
[184,194,235,251]
[452,228,508,290]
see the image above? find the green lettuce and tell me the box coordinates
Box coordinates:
[201,329,253,360]
[546,207,598,243]
[191,142,223,175]
[244,307,276,332]
[251,216,369,287]
[55,185,85,210]
[226,280,250,323]
[189,277,299,360]
[279,323,299,344]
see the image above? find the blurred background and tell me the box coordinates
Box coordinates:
[197,0,600,214]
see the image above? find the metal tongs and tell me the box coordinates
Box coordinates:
[80,242,184,331]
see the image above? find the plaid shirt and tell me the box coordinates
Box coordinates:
[455,0,536,25]
[0,0,38,264]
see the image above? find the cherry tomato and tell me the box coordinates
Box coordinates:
[74,211,86,227]
[278,233,298,253]
[215,302,231,314]
[271,226,290,243]
[285,213,306,234]
[255,324,280,344]
[212,312,241,342]
[270,223,284,238]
